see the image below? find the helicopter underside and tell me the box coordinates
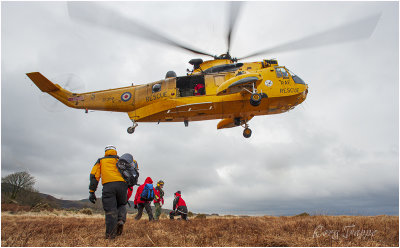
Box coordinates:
[125,91,307,138]
[133,91,306,124]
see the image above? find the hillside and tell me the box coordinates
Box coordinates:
[37,193,92,209]
[2,183,173,214]
[1,214,398,246]
[2,184,398,246]
[2,183,91,210]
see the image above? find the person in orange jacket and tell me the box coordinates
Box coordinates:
[89,145,127,239]
[133,177,154,221]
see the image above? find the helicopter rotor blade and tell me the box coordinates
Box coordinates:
[226,1,243,54]
[238,13,381,60]
[67,2,215,58]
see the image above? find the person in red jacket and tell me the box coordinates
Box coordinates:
[169,191,188,220]
[133,177,154,221]
[127,186,134,202]
[153,180,165,220]
[194,83,205,96]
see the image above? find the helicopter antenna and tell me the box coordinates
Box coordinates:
[67,2,216,58]
[238,13,382,60]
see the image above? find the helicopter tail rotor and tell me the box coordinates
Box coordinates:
[37,73,86,112]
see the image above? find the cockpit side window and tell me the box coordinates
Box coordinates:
[287,68,306,85]
[275,67,289,78]
[152,83,161,93]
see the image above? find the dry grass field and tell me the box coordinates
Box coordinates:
[1,212,398,247]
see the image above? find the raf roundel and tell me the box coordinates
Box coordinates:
[121,92,132,102]
[265,80,273,87]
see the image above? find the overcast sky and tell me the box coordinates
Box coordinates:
[1,1,398,216]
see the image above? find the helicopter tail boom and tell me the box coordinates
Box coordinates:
[26,72,79,109]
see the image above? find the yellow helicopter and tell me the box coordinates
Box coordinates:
[26,3,380,138]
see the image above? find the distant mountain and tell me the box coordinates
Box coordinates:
[42,194,174,214]
[37,192,93,209]
[2,183,174,214]
[2,183,91,209]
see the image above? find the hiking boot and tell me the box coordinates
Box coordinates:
[116,220,124,236]
[105,233,116,239]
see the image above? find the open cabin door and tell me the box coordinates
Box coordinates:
[176,75,205,97]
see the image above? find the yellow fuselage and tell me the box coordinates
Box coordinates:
[28,59,308,128]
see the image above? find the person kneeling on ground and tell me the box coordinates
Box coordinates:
[133,177,154,221]
[169,191,188,220]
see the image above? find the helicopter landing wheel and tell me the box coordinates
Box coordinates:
[243,128,252,138]
[250,93,262,106]
[127,120,138,134]
[127,126,135,134]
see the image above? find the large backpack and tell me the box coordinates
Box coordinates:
[116,153,139,188]
[140,184,155,201]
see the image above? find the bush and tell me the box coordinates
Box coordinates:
[294,212,310,217]
[188,211,194,217]
[1,203,31,212]
[224,215,236,218]
[195,214,206,219]
[79,208,93,215]
[20,190,43,207]
[31,203,53,212]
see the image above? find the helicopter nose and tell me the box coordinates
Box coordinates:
[299,85,308,102]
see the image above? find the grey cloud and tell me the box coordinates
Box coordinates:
[2,1,398,216]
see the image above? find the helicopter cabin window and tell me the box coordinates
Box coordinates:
[152,83,162,93]
[275,67,289,78]
[176,75,205,97]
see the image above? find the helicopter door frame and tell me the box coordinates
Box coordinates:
[165,78,176,98]
[176,75,205,97]
[145,79,175,102]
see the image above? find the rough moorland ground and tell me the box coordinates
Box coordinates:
[1,212,398,246]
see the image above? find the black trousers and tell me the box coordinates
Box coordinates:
[102,181,128,237]
[170,208,188,220]
[135,202,154,221]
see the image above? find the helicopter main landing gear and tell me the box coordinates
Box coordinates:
[250,93,262,106]
[234,117,252,138]
[246,82,262,107]
[243,127,252,138]
[127,120,138,134]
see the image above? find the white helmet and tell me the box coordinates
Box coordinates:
[104,145,116,152]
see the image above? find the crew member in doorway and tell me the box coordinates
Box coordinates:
[194,83,205,96]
